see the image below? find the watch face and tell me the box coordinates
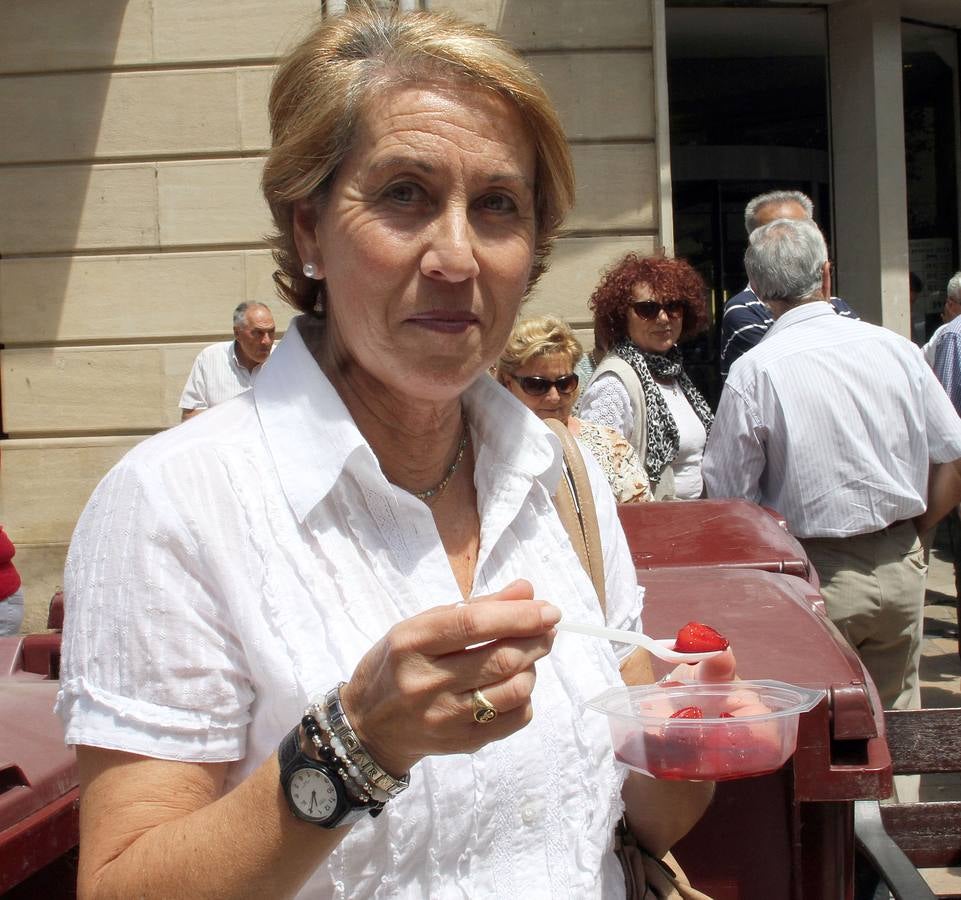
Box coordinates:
[289,766,340,823]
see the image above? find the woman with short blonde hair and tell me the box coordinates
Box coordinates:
[59,8,735,898]
[262,8,575,316]
[498,316,649,503]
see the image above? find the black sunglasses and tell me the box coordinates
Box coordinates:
[510,373,579,397]
[630,300,686,320]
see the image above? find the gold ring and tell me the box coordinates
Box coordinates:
[471,688,498,724]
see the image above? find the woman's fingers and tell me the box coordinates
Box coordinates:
[456,703,535,754]
[693,647,737,683]
[399,595,560,657]
[466,668,537,717]
[434,633,555,692]
[665,646,738,684]
[341,582,560,774]
[448,669,538,749]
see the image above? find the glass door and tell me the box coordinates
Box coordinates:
[903,21,960,344]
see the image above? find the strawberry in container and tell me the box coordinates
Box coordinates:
[590,680,824,781]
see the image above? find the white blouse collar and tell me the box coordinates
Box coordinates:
[253,317,564,523]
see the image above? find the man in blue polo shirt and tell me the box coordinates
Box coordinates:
[719,190,857,379]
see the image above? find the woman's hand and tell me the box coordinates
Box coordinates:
[664,646,738,684]
[341,579,559,777]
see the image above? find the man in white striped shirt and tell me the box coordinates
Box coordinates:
[704,218,961,724]
[180,302,276,421]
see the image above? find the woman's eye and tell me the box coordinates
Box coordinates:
[479,193,517,213]
[385,182,421,203]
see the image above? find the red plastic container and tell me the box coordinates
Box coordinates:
[589,679,824,781]
[617,498,815,585]
[638,565,891,900]
[0,633,78,897]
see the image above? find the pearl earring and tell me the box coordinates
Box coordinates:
[303,262,319,279]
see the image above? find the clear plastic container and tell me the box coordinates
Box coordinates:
[586,680,825,781]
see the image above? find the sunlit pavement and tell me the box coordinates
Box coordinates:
[918,532,960,894]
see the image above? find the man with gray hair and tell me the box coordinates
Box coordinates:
[719,189,857,378]
[180,301,276,420]
[704,218,961,735]
[923,270,961,367]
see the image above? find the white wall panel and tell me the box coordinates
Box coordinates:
[0,70,243,163]
[0,251,293,345]
[157,159,270,247]
[2,344,202,434]
[0,165,159,255]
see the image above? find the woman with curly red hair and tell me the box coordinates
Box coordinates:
[579,253,713,500]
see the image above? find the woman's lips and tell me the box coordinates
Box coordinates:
[408,310,478,334]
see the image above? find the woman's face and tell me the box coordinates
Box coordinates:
[625,282,683,355]
[294,82,537,406]
[503,351,578,423]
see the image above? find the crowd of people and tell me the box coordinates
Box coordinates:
[20,4,956,898]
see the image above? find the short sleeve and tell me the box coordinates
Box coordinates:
[719,292,770,376]
[575,422,649,503]
[179,355,208,411]
[579,374,634,440]
[922,353,961,462]
[56,456,254,762]
[933,330,961,418]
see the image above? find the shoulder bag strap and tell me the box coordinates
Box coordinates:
[544,418,606,612]
[545,418,655,685]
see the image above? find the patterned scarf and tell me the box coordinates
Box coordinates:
[612,339,714,485]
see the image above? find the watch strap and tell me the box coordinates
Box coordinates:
[278,724,303,780]
[278,724,383,828]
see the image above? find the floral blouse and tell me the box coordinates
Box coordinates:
[571,417,650,504]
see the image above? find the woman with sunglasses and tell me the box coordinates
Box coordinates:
[497,316,649,503]
[579,254,713,500]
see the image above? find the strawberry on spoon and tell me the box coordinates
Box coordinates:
[673,621,730,654]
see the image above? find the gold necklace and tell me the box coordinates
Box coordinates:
[413,419,470,504]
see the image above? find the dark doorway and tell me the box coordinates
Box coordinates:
[666,6,832,407]
[903,21,961,344]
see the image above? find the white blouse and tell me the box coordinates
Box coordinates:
[653,382,706,500]
[57,319,643,899]
[579,374,636,439]
[580,374,706,500]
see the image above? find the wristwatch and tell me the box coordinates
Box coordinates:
[278,725,379,828]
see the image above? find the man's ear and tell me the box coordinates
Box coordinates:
[292,199,324,278]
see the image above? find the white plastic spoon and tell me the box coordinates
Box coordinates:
[555,620,725,665]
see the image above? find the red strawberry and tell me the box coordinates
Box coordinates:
[672,621,730,653]
[718,712,735,719]
[669,705,703,719]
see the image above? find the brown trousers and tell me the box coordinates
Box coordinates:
[801,522,926,802]
[800,521,926,713]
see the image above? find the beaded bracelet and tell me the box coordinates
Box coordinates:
[303,705,389,804]
[325,683,411,799]
[301,713,380,806]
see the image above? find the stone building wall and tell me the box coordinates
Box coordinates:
[0,0,663,631]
